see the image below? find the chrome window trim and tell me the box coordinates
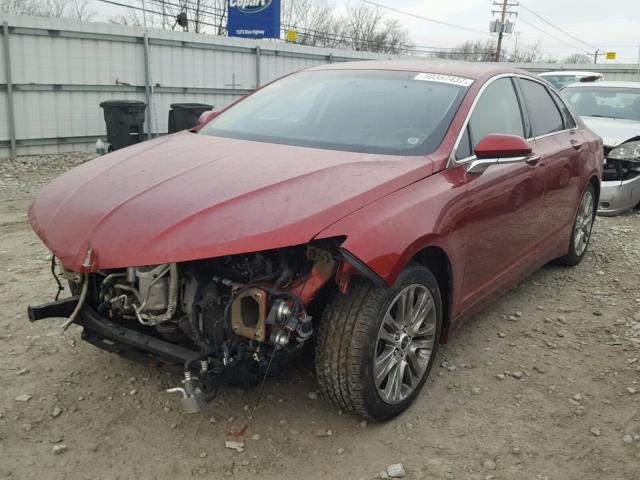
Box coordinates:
[448,73,579,168]
[448,73,515,168]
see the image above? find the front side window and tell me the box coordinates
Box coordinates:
[200,70,470,155]
[560,86,640,122]
[467,77,524,150]
[519,79,564,137]
[455,126,472,160]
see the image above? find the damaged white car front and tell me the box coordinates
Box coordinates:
[561,81,640,216]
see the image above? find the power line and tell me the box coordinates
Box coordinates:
[518,2,600,51]
[96,0,475,56]
[360,0,491,37]
[518,16,588,52]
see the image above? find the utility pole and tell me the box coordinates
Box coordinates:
[587,49,603,64]
[491,0,518,62]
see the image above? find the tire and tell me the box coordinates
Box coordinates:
[561,182,596,266]
[315,264,442,421]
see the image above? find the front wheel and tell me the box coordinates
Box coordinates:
[315,265,442,421]
[561,182,596,266]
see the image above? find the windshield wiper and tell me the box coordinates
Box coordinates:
[585,114,621,120]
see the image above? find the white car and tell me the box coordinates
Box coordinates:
[539,71,603,90]
[561,81,640,216]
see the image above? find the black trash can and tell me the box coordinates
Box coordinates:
[99,100,146,151]
[168,103,213,133]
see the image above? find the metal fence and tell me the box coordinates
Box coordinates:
[0,14,404,158]
[1,14,639,159]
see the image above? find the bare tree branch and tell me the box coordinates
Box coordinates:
[1,0,95,20]
[282,0,342,47]
[563,53,592,64]
[341,4,412,53]
[435,39,497,62]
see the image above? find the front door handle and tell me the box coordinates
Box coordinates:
[570,139,583,150]
[526,154,541,167]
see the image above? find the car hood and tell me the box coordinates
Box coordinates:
[580,116,640,148]
[29,132,433,271]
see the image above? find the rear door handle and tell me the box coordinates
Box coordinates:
[570,139,583,150]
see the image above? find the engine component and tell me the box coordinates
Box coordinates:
[136,263,179,325]
[166,371,206,414]
[267,300,313,347]
[230,287,268,341]
[136,264,170,312]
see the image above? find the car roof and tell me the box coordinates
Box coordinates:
[539,71,602,77]
[307,59,532,80]
[563,80,640,89]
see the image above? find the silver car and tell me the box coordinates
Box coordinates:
[539,70,603,90]
[561,81,640,216]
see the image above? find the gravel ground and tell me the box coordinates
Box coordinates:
[1,153,639,480]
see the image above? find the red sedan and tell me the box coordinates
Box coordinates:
[28,61,603,420]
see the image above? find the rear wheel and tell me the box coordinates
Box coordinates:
[561,182,596,266]
[315,265,442,420]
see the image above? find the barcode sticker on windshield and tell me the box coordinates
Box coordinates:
[414,73,474,87]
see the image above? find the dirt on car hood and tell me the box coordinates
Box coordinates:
[29,131,433,271]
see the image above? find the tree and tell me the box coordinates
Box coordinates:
[508,39,542,62]
[341,4,412,54]
[1,0,95,21]
[108,0,411,54]
[435,39,497,62]
[563,53,592,64]
[281,0,342,47]
[506,39,557,63]
[110,0,226,34]
[0,0,41,16]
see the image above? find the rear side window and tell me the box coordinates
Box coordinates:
[549,89,577,129]
[519,79,564,136]
[467,78,525,151]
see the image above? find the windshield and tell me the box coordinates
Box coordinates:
[561,86,640,121]
[200,70,470,155]
[541,74,599,90]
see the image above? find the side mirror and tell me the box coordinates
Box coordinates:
[194,110,219,130]
[467,134,536,174]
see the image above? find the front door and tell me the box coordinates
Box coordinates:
[452,76,546,314]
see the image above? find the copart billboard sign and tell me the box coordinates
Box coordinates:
[227,0,281,39]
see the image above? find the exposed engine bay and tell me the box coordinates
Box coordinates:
[603,154,640,183]
[598,144,640,214]
[46,239,351,413]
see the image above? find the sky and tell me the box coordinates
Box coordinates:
[88,0,640,63]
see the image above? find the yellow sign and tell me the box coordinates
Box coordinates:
[286,29,297,43]
[605,52,616,60]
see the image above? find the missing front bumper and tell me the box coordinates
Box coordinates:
[598,176,640,216]
[27,298,200,366]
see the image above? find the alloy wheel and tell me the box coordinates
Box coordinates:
[574,189,594,256]
[373,284,437,405]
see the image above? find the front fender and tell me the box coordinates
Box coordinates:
[316,168,469,306]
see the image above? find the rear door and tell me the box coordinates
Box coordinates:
[452,76,546,313]
[516,77,586,260]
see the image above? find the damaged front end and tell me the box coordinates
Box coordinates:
[28,238,359,413]
[598,140,640,216]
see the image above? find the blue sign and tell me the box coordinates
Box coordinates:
[228,0,281,39]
